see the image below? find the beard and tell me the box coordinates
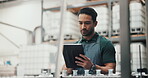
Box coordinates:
[80,28,94,36]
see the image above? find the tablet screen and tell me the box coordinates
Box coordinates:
[63,44,84,68]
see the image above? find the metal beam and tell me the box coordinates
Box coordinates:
[110,35,146,43]
[108,0,112,39]
[43,0,119,11]
[0,33,19,48]
[120,0,131,78]
[55,0,67,78]
[41,0,44,42]
[145,0,148,73]
[0,21,32,32]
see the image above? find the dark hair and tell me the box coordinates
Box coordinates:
[78,7,97,22]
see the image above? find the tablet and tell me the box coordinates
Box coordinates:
[63,44,84,68]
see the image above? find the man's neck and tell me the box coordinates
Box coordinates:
[83,32,95,40]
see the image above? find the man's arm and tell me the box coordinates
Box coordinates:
[95,63,116,74]
[75,54,116,74]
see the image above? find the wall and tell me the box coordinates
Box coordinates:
[0,0,43,66]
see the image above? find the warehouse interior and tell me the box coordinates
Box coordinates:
[0,0,148,78]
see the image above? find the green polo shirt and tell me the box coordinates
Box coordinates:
[76,32,116,65]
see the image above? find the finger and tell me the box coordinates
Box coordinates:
[75,57,85,62]
[75,61,84,66]
[77,63,84,67]
[75,61,82,64]
[79,54,90,60]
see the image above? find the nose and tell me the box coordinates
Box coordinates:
[81,23,86,29]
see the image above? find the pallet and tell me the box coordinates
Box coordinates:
[131,27,145,34]
[98,31,108,36]
[47,34,80,41]
[112,27,145,36]
[112,30,120,36]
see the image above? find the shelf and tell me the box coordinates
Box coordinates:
[47,39,77,45]
[110,34,146,43]
[62,76,121,78]
[47,34,146,44]
[43,0,119,12]
[64,34,147,44]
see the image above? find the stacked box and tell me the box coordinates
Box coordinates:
[43,11,80,41]
[18,44,57,76]
[0,66,16,76]
[63,12,80,40]
[114,44,121,72]
[130,43,147,72]
[112,3,120,35]
[112,1,146,35]
[93,5,109,36]
[114,43,147,72]
[130,1,146,34]
[43,11,61,40]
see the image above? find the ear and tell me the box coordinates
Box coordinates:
[94,21,98,27]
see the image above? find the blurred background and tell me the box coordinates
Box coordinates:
[0,0,147,78]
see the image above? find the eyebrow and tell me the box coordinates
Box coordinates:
[78,21,91,22]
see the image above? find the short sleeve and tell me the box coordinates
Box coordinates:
[102,41,116,64]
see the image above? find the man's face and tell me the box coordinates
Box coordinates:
[78,14,97,36]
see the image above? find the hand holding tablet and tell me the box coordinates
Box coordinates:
[63,44,84,68]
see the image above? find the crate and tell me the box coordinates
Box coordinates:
[130,27,145,34]
[98,31,108,36]
[48,35,58,41]
[64,34,80,40]
[0,66,16,76]
[18,45,58,76]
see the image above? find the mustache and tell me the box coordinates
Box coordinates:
[81,29,87,31]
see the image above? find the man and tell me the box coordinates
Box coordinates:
[63,7,116,75]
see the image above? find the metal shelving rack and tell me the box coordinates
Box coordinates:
[43,0,147,43]
[145,0,148,74]
[119,0,131,78]
[43,0,118,11]
[42,0,148,78]
[0,21,33,47]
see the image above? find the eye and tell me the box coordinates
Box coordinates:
[79,22,83,25]
[85,22,91,25]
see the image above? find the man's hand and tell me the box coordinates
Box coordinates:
[75,54,93,69]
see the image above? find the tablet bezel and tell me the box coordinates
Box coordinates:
[63,44,84,68]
